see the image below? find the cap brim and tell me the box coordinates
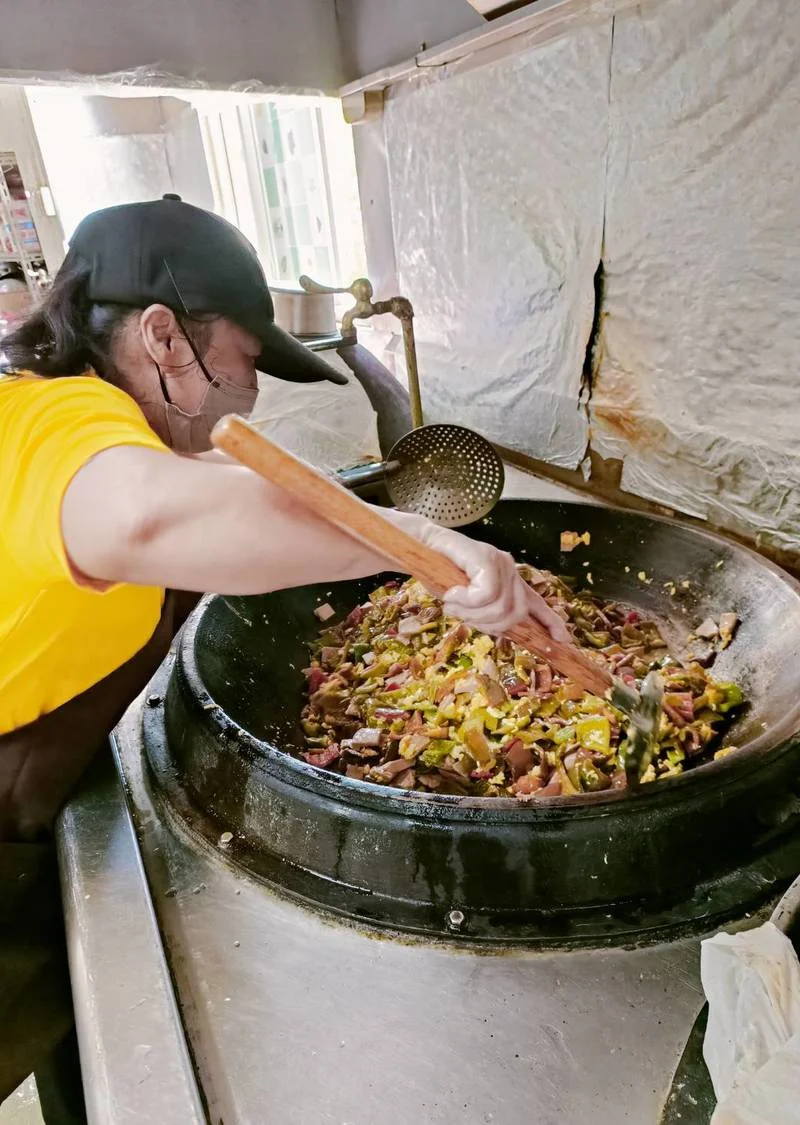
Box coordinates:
[252,320,348,385]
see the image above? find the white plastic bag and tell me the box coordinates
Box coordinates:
[251,350,381,472]
[702,921,800,1125]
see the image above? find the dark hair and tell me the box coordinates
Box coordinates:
[1,259,214,379]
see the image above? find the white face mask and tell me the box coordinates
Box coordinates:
[162,373,258,453]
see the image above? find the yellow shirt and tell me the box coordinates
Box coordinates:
[0,373,168,735]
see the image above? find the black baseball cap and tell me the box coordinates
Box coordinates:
[62,195,347,385]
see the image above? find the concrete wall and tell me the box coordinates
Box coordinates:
[0,0,486,91]
[0,0,345,92]
[335,0,484,79]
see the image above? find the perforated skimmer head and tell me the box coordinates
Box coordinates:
[385,423,505,527]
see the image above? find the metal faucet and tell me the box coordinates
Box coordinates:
[299,275,423,429]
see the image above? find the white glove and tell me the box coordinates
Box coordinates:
[383,508,570,643]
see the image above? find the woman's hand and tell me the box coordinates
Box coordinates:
[382,509,570,642]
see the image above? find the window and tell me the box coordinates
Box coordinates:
[194,93,367,291]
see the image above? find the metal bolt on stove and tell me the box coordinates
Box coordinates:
[446,910,466,933]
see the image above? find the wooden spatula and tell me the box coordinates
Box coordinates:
[211,416,613,698]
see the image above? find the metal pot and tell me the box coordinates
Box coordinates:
[270,286,337,339]
[144,500,800,947]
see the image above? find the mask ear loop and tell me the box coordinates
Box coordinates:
[161,258,216,389]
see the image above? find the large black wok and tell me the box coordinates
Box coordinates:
[144,501,800,946]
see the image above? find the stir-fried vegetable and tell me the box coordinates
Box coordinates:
[298,567,746,800]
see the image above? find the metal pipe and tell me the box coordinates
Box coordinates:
[400,313,423,429]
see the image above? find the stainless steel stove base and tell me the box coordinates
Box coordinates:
[57,700,795,1125]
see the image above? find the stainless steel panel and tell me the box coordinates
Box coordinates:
[57,753,207,1125]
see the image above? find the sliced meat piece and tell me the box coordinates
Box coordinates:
[351,727,383,748]
[535,666,553,694]
[302,745,341,768]
[503,739,534,780]
[559,680,586,702]
[665,692,695,724]
[435,623,470,664]
[482,677,507,708]
[344,605,368,627]
[397,617,429,637]
[453,673,484,696]
[694,618,719,640]
[305,666,327,694]
[403,733,431,759]
[405,711,425,735]
[719,613,739,649]
[514,773,544,796]
[436,768,470,793]
[502,675,529,699]
[371,758,414,782]
[393,769,417,789]
[340,740,379,760]
[385,672,411,691]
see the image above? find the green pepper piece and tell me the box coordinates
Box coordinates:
[575,716,611,753]
[717,683,744,713]
[420,740,455,767]
[577,761,612,791]
[583,631,611,649]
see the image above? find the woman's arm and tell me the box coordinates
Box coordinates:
[62,445,569,640]
[62,446,391,594]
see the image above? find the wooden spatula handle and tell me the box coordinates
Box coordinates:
[211,416,612,697]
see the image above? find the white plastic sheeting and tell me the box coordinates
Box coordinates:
[591,0,800,553]
[251,351,381,471]
[381,0,800,551]
[384,16,613,468]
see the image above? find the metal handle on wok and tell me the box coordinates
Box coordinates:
[211,416,613,698]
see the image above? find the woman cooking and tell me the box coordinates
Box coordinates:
[0,195,568,1123]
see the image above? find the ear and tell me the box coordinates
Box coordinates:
[139,304,190,367]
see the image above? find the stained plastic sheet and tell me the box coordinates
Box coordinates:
[590,0,800,551]
[383,17,613,468]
